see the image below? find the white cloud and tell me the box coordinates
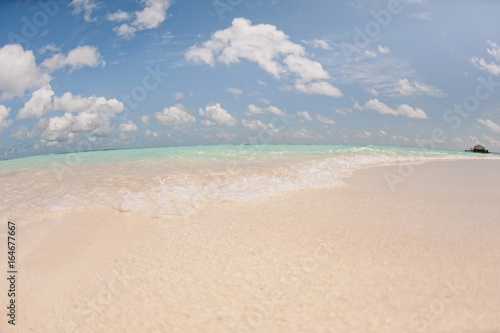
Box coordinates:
[111,0,172,38]
[40,94,124,145]
[41,45,105,72]
[241,119,279,134]
[140,115,150,124]
[297,111,312,121]
[294,81,342,97]
[69,0,100,22]
[120,120,138,132]
[17,84,54,119]
[302,38,331,50]
[472,40,500,76]
[199,103,237,126]
[477,118,500,133]
[0,44,51,100]
[377,45,390,54]
[186,18,341,97]
[155,104,196,126]
[395,78,443,97]
[379,130,387,136]
[364,50,377,58]
[173,92,184,100]
[257,98,270,104]
[245,104,284,116]
[107,10,130,22]
[145,129,158,137]
[227,87,243,95]
[38,43,61,55]
[364,99,428,119]
[0,105,13,132]
[113,24,137,39]
[315,115,336,125]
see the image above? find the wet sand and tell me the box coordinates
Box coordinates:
[1,159,499,332]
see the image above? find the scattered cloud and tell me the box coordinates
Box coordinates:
[40,94,124,146]
[297,111,312,121]
[199,103,237,126]
[302,38,331,50]
[140,115,150,124]
[395,78,443,97]
[242,119,279,134]
[41,45,105,72]
[38,43,61,55]
[315,115,336,125]
[17,84,54,119]
[155,104,196,126]
[69,0,100,22]
[0,44,51,100]
[377,45,390,54]
[477,118,500,133]
[186,18,341,97]
[107,9,129,22]
[364,99,428,119]
[111,0,172,39]
[120,120,138,132]
[245,104,285,116]
[173,92,184,100]
[0,105,13,132]
[227,87,243,95]
[472,40,500,76]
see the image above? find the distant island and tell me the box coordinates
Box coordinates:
[465,144,490,154]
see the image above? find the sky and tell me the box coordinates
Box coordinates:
[1,0,500,159]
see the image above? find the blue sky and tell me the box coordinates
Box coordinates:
[1,0,500,159]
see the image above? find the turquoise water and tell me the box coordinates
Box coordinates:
[0,145,496,222]
[0,144,476,169]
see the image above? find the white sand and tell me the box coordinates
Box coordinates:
[1,160,499,332]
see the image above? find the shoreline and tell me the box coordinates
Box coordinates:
[1,159,499,332]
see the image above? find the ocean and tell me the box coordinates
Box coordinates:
[1,145,497,222]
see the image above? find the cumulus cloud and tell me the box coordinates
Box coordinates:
[69,0,100,22]
[241,119,279,134]
[17,84,54,119]
[41,45,105,72]
[297,111,312,122]
[120,120,138,132]
[0,44,51,100]
[364,99,428,119]
[477,118,500,133]
[0,105,13,132]
[315,115,336,125]
[107,9,129,22]
[40,94,124,145]
[245,104,284,116]
[472,40,500,76]
[140,115,150,124]
[186,18,341,97]
[394,78,443,97]
[110,0,172,39]
[199,103,237,126]
[155,104,196,126]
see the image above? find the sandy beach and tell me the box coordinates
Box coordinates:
[1,159,499,332]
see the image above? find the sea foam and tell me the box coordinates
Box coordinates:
[1,145,497,221]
